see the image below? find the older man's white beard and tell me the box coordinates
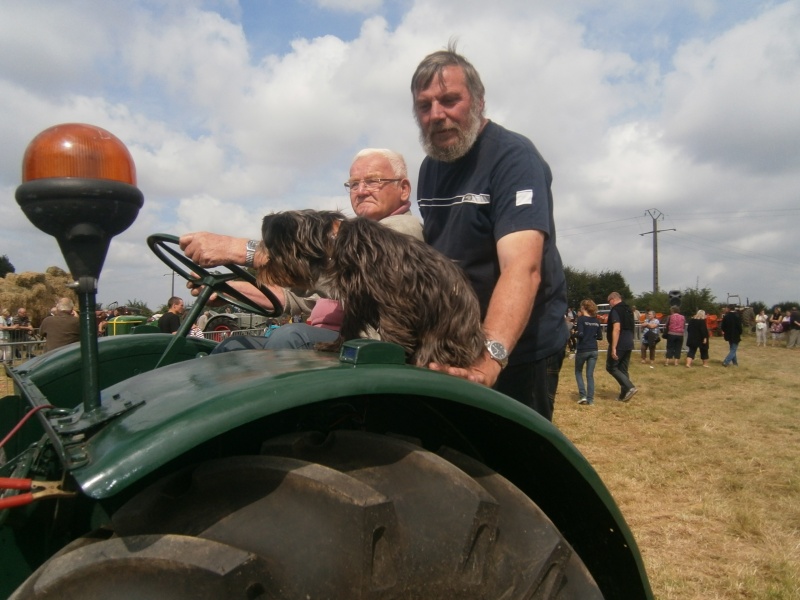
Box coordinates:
[420,109,483,163]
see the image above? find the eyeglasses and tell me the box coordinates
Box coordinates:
[344,178,402,192]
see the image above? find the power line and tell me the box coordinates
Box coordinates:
[560,208,800,233]
[667,208,800,222]
[559,215,641,234]
[558,209,795,272]
[668,231,786,268]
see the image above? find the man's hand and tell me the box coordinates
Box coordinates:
[180,232,250,268]
[428,351,503,388]
[184,278,227,306]
[185,278,284,312]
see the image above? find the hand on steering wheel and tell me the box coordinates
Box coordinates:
[147,234,283,318]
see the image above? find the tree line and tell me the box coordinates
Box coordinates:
[564,267,795,317]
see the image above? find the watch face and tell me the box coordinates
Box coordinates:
[486,340,507,359]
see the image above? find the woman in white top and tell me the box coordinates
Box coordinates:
[0,308,11,364]
[754,310,768,347]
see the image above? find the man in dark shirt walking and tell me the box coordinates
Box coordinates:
[720,305,743,366]
[606,292,637,401]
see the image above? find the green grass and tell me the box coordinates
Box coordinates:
[555,334,800,599]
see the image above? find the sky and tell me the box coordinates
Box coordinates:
[1,0,798,311]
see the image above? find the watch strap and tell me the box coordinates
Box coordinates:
[244,239,258,268]
[484,339,509,369]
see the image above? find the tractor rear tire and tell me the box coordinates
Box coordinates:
[203,315,240,343]
[11,431,602,599]
[205,316,240,333]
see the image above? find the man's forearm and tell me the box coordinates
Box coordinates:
[227,281,285,312]
[482,267,540,353]
[180,232,266,268]
[482,230,544,353]
[611,323,620,355]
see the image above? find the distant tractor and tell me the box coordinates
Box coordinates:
[726,293,755,330]
[202,309,273,341]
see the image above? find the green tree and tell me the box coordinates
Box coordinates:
[0,255,15,278]
[770,301,800,313]
[633,290,670,316]
[677,287,717,317]
[125,299,154,318]
[633,286,721,318]
[564,267,633,307]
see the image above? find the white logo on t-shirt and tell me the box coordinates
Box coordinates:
[516,189,533,206]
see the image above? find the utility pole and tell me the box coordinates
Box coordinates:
[639,209,676,295]
[163,272,175,297]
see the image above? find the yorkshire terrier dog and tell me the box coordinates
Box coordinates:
[257,210,484,368]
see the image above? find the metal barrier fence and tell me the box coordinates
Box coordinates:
[201,327,266,343]
[1,340,47,365]
[1,340,47,396]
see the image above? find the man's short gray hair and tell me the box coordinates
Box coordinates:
[410,40,485,112]
[353,148,408,179]
[57,298,74,313]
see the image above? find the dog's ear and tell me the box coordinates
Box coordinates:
[258,210,343,289]
[261,210,341,254]
[261,212,292,248]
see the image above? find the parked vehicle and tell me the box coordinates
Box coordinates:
[596,303,611,324]
[202,308,272,341]
[2,124,653,598]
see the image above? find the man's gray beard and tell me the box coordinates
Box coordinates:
[419,107,483,163]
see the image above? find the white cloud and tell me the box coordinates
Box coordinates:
[662,1,800,174]
[0,2,115,93]
[314,0,384,13]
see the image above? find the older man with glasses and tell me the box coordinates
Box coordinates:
[180,148,423,351]
[344,149,422,240]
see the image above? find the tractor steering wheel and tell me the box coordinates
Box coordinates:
[147,234,283,319]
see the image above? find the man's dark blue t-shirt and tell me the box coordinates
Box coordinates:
[417,121,568,364]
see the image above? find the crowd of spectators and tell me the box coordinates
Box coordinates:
[566,301,800,405]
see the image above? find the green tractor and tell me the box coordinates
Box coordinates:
[1,124,653,599]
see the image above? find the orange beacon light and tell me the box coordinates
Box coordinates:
[15,123,144,413]
[16,123,143,280]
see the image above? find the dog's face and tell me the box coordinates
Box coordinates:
[258,210,344,289]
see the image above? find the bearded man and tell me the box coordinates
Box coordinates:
[411,43,568,421]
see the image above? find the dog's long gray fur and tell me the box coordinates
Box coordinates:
[258,210,484,368]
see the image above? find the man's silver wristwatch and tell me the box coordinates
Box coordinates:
[484,339,509,369]
[244,239,258,268]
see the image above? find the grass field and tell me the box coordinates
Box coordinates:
[555,333,800,599]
